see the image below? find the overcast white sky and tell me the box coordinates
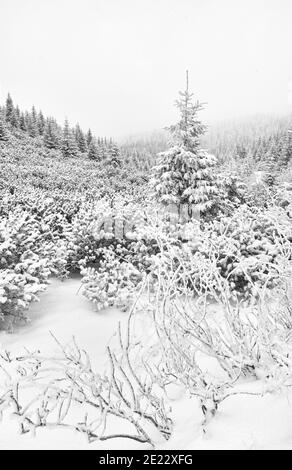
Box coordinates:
[0,0,292,138]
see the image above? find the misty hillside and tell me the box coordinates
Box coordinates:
[204,112,292,165]
[0,97,148,201]
[2,94,292,197]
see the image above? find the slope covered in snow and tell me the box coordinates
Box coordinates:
[1,277,292,450]
[0,277,148,450]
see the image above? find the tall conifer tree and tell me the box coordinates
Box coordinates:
[27,106,39,137]
[61,119,79,157]
[5,93,14,124]
[75,123,87,153]
[107,142,121,166]
[88,139,100,160]
[0,111,9,141]
[86,129,93,146]
[43,118,60,149]
[151,71,217,212]
[38,111,46,135]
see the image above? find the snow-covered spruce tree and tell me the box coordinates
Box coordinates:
[86,128,93,146]
[10,109,20,128]
[19,113,27,132]
[61,119,79,158]
[107,141,121,166]
[43,118,60,149]
[75,123,87,153]
[151,72,217,214]
[278,130,292,168]
[5,93,14,124]
[0,111,9,141]
[88,138,100,160]
[38,111,46,135]
[27,106,39,138]
[259,141,279,187]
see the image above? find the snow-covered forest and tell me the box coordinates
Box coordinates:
[1,0,292,452]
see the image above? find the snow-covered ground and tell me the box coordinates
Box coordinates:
[0,277,292,450]
[0,277,146,450]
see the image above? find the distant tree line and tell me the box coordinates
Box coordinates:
[2,92,292,182]
[203,114,292,177]
[0,93,121,165]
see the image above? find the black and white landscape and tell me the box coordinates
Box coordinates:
[1,0,292,451]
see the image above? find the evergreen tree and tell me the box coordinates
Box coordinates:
[43,118,60,149]
[24,111,31,131]
[107,142,121,166]
[14,106,21,125]
[75,123,87,153]
[98,139,107,159]
[254,137,264,161]
[236,144,247,159]
[151,71,217,212]
[38,111,45,135]
[61,119,79,157]
[278,130,292,167]
[0,111,9,141]
[258,138,280,186]
[19,112,27,132]
[86,129,93,146]
[262,142,278,170]
[88,139,99,160]
[5,93,14,124]
[10,109,19,128]
[27,107,39,137]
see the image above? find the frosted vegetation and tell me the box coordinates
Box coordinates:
[1,77,292,448]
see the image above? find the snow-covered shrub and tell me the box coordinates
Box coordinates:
[144,260,292,425]
[183,205,292,299]
[274,182,292,216]
[211,171,247,217]
[0,270,46,323]
[66,197,164,274]
[81,248,143,311]
[244,177,275,208]
[76,208,182,311]
[78,202,292,306]
[0,322,172,446]
[124,203,292,308]
[66,197,143,270]
[0,202,68,324]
